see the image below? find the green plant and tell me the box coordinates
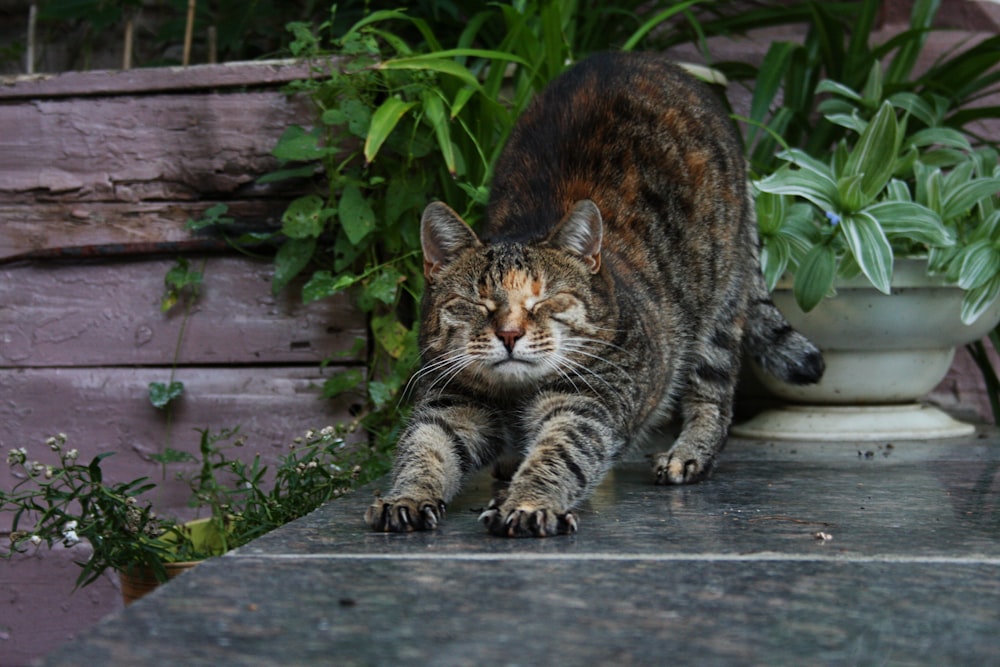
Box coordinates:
[755,67,1000,321]
[733,0,1000,175]
[1,427,379,588]
[172,425,380,549]
[2,434,187,587]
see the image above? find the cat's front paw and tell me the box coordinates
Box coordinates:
[653,449,715,485]
[478,499,578,537]
[365,496,446,532]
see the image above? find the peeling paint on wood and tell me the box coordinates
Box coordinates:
[0,91,315,203]
[0,59,334,100]
[0,200,300,261]
[1,256,365,366]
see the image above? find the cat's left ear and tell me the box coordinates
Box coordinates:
[549,199,603,273]
[421,201,481,282]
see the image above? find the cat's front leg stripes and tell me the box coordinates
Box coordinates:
[482,393,619,537]
[365,401,503,532]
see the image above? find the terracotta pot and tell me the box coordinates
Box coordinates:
[119,561,199,605]
[117,518,226,605]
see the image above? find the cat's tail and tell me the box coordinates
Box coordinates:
[743,292,825,385]
[742,216,825,385]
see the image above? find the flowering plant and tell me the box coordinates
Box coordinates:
[2,426,379,589]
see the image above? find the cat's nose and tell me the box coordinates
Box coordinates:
[496,327,525,353]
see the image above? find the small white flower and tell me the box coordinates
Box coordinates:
[64,449,79,462]
[62,531,80,548]
[29,535,42,546]
[305,429,316,440]
[46,437,61,451]
[320,426,335,437]
[44,466,54,479]
[27,461,44,477]
[63,520,78,532]
[7,448,27,465]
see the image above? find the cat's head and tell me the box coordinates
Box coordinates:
[418,200,608,391]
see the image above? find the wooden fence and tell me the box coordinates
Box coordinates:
[0,60,366,665]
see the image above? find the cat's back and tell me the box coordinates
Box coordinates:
[484,51,745,245]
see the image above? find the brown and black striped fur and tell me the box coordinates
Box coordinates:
[366,52,823,537]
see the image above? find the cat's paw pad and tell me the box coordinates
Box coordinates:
[653,451,714,485]
[479,501,578,538]
[365,496,446,532]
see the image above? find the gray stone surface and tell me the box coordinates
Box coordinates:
[38,431,1000,666]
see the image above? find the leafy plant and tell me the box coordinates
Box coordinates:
[732,0,1000,176]
[756,65,1000,321]
[1,427,378,588]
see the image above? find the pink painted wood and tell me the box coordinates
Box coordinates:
[1,256,364,366]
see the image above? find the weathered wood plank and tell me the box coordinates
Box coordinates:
[1,545,123,667]
[0,256,366,367]
[0,58,338,100]
[0,199,297,261]
[0,90,316,204]
[0,364,369,532]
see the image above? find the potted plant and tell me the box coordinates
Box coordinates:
[2,427,372,603]
[734,61,1000,441]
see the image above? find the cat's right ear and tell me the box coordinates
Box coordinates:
[421,202,481,282]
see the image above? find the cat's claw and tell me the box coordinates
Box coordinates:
[653,452,714,485]
[479,501,578,537]
[365,497,446,532]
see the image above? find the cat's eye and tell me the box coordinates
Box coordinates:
[533,292,578,313]
[443,296,495,316]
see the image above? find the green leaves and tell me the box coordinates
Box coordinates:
[149,381,184,409]
[843,102,902,208]
[364,97,417,165]
[794,245,837,312]
[756,163,837,212]
[281,195,326,239]
[338,184,376,245]
[160,257,203,313]
[272,125,325,162]
[272,238,316,295]
[840,212,893,294]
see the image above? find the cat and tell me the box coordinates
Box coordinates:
[365,51,823,537]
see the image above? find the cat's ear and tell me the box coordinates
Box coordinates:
[549,199,603,273]
[421,201,481,282]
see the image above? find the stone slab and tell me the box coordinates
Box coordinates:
[33,431,1000,666]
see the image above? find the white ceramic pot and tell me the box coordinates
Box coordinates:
[733,259,1000,441]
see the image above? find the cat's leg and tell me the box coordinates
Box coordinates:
[365,400,504,532]
[480,392,620,537]
[653,312,743,485]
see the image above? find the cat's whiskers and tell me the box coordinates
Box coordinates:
[560,336,634,374]
[554,350,619,394]
[402,349,480,402]
[427,354,481,399]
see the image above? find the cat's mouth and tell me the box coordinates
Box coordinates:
[491,358,534,368]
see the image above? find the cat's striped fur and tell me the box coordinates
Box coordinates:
[365,52,823,537]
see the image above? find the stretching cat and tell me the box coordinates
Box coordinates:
[365,52,823,537]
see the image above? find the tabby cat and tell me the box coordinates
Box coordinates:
[365,52,823,537]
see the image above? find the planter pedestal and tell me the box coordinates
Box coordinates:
[733,260,1000,442]
[732,404,974,441]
